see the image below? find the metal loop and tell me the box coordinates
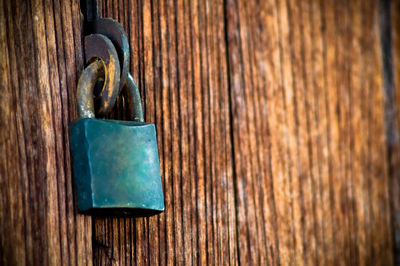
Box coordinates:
[77,61,144,121]
[84,34,121,115]
[87,18,130,91]
[77,60,104,118]
[123,73,144,122]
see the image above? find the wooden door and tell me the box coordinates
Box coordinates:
[1,0,399,265]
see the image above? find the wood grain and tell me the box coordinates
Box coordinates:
[384,0,400,263]
[0,0,397,265]
[0,0,92,265]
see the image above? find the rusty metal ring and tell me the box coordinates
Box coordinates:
[77,60,104,118]
[84,33,121,115]
[77,62,144,122]
[87,18,130,91]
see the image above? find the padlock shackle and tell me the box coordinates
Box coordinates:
[124,73,144,122]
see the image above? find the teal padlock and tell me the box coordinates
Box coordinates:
[70,59,164,216]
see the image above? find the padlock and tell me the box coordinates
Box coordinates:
[69,59,164,216]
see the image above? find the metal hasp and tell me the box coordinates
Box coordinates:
[83,34,121,116]
[81,0,131,114]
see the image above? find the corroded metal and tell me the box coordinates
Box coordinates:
[124,73,144,122]
[87,18,130,91]
[76,60,104,118]
[71,55,164,217]
[70,118,164,216]
[84,34,121,116]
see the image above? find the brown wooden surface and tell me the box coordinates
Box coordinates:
[0,0,398,265]
[0,0,92,265]
[389,0,400,262]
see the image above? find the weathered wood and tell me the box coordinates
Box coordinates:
[384,0,400,263]
[93,0,237,264]
[0,0,398,265]
[0,0,92,265]
[92,0,394,265]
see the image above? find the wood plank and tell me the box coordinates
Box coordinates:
[384,0,400,263]
[93,0,396,264]
[93,0,237,265]
[0,0,91,265]
[0,0,397,265]
[224,0,393,265]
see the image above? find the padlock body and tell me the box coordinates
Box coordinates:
[70,118,164,216]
